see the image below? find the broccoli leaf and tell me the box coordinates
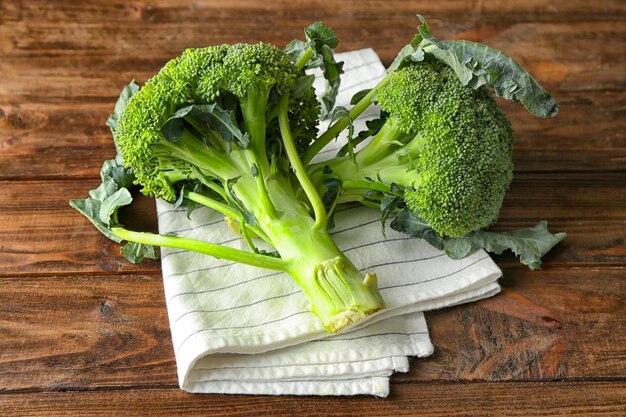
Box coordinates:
[225,177,257,227]
[287,22,344,119]
[350,88,372,105]
[70,156,137,243]
[336,114,387,157]
[100,155,135,188]
[284,39,310,67]
[99,188,133,226]
[70,196,124,243]
[329,106,355,161]
[387,44,425,73]
[162,104,250,149]
[389,208,445,250]
[321,176,341,230]
[304,22,339,49]
[121,242,158,264]
[443,221,567,270]
[391,207,565,269]
[415,15,558,117]
[292,74,316,98]
[107,80,140,137]
[185,182,206,219]
[70,157,160,263]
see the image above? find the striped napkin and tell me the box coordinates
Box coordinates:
[157,49,503,396]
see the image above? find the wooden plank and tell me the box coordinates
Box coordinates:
[0,179,161,275]
[407,267,626,381]
[0,382,625,416]
[1,90,624,179]
[1,0,623,92]
[0,274,176,391]
[1,21,623,95]
[3,0,623,27]
[0,173,624,275]
[0,268,623,391]
[1,1,624,60]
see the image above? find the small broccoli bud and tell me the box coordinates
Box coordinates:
[222,43,297,98]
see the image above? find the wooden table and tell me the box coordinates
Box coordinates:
[1,1,624,415]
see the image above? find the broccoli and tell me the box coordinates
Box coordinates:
[303,16,565,269]
[309,59,515,238]
[71,26,384,333]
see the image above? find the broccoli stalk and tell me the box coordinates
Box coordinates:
[73,36,384,333]
[303,16,565,268]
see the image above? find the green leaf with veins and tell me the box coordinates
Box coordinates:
[107,80,140,141]
[285,39,308,65]
[225,177,257,227]
[286,22,344,119]
[389,208,445,250]
[69,156,160,262]
[329,106,355,161]
[121,242,158,264]
[415,15,558,117]
[350,89,372,106]
[100,155,135,188]
[292,74,316,98]
[162,103,250,148]
[443,221,567,270]
[99,188,132,226]
[70,197,124,243]
[387,44,425,73]
[390,207,565,270]
[69,157,137,244]
[304,22,339,49]
[320,169,341,231]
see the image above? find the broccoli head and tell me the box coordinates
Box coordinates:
[309,59,514,238]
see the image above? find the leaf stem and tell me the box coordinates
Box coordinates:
[278,94,327,230]
[185,190,272,245]
[295,47,314,71]
[302,74,393,165]
[112,227,289,272]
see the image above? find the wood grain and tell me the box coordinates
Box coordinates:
[0,268,623,391]
[0,0,624,412]
[0,273,175,391]
[1,382,625,417]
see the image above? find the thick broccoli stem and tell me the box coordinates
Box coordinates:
[239,88,277,217]
[231,174,385,333]
[177,109,385,331]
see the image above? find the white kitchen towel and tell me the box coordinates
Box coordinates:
[157,49,503,396]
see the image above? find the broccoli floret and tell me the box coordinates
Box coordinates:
[310,60,514,237]
[76,38,384,333]
[300,15,563,269]
[382,62,514,237]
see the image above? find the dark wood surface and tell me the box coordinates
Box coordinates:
[0,1,624,415]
